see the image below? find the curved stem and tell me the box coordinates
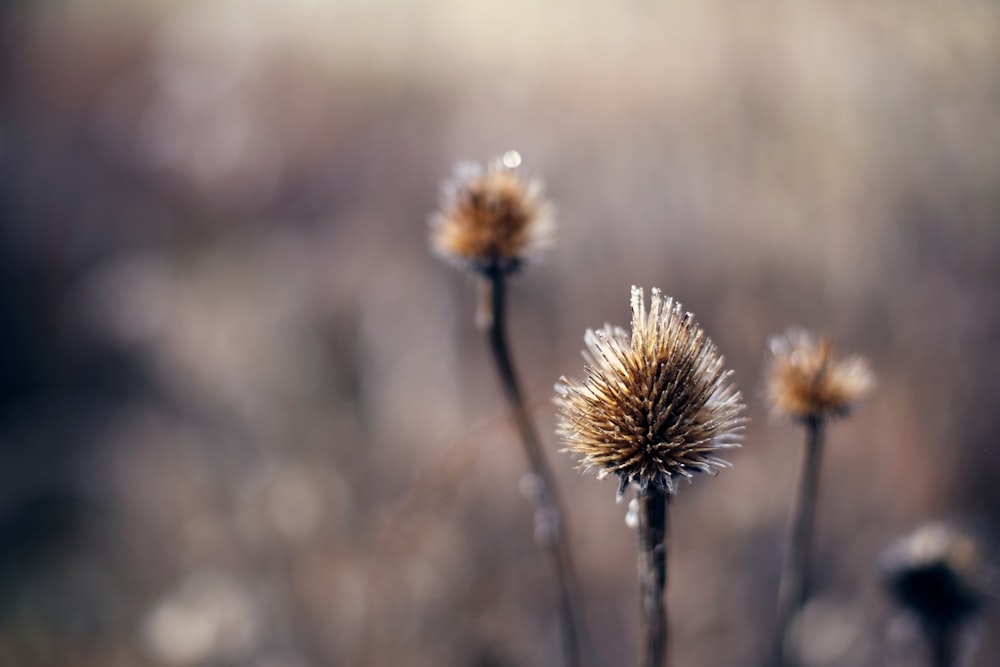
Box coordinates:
[480,270,585,667]
[773,417,825,666]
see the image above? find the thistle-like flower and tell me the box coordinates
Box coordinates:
[766,328,874,423]
[429,150,554,275]
[555,286,746,494]
[881,523,988,631]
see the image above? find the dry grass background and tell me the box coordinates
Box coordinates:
[1,1,999,665]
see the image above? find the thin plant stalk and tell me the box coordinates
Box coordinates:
[480,269,584,667]
[773,416,825,666]
[928,626,957,667]
[637,488,670,667]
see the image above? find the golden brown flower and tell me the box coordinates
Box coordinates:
[881,523,987,630]
[429,151,554,275]
[766,328,873,422]
[555,286,746,494]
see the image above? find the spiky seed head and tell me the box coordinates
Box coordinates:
[766,328,874,423]
[554,286,746,495]
[880,523,987,630]
[429,150,554,275]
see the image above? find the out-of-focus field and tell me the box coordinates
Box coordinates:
[1,1,998,666]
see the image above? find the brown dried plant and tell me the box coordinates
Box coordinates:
[430,150,554,276]
[430,151,583,667]
[881,523,988,667]
[767,328,873,423]
[556,286,746,667]
[767,328,873,667]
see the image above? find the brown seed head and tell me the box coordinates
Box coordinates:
[766,328,874,422]
[429,151,554,275]
[555,286,746,494]
[881,523,988,630]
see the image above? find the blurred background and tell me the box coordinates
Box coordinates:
[1,1,999,666]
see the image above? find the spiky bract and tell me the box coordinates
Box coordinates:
[430,152,553,275]
[766,328,874,422]
[555,286,746,494]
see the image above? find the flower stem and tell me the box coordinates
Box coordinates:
[637,487,670,667]
[928,625,957,667]
[773,416,825,666]
[480,270,585,667]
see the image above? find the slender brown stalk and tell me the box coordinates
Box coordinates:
[480,269,584,667]
[637,488,670,667]
[773,416,824,666]
[928,626,957,667]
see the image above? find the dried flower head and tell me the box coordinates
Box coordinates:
[766,328,874,422]
[429,150,554,275]
[555,286,746,494]
[881,523,988,630]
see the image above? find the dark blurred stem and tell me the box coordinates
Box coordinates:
[928,626,957,667]
[773,416,825,667]
[480,270,585,667]
[638,488,670,667]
